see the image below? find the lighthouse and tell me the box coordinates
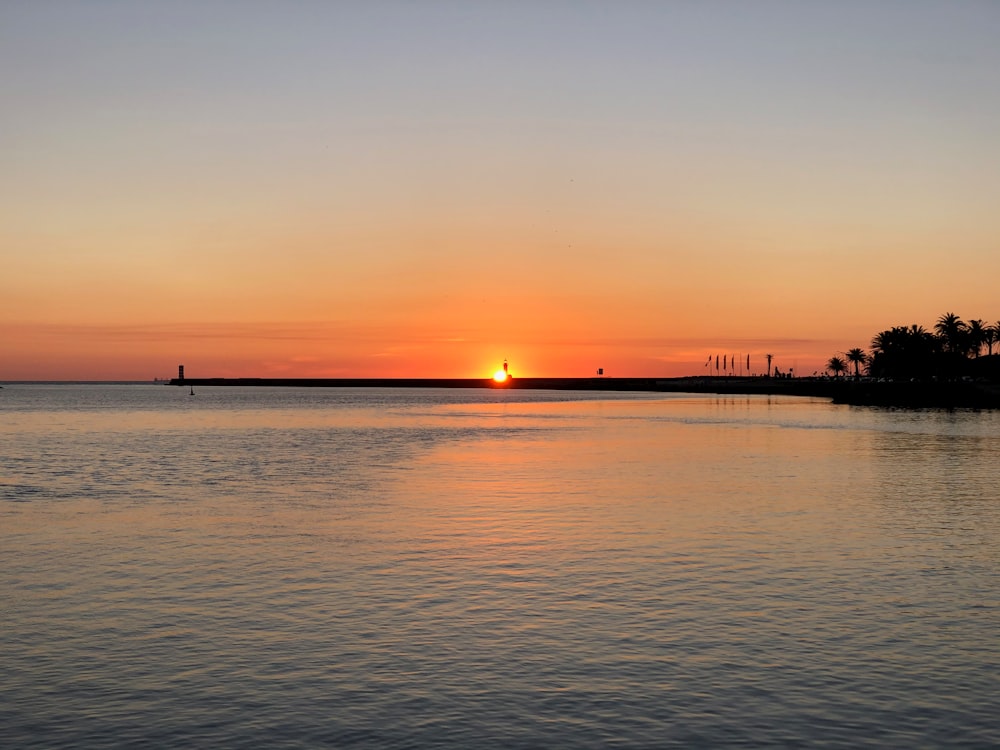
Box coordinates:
[492,359,511,385]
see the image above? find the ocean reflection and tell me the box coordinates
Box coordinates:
[2,386,999,748]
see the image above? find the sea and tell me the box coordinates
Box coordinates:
[2,384,998,749]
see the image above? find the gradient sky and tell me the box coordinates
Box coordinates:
[3,1,999,380]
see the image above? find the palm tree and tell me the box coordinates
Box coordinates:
[845,348,867,378]
[935,312,967,354]
[826,356,847,378]
[968,319,987,358]
[869,324,939,379]
[765,353,773,378]
[988,323,1000,357]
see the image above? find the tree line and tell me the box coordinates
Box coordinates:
[826,313,1000,380]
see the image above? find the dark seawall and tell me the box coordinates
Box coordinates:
[169,376,1000,408]
[170,376,782,391]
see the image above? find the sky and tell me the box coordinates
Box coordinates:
[2,1,999,380]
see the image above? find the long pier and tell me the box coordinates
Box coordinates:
[167,375,1000,408]
[169,375,809,393]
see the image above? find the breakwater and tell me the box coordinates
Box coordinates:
[169,376,1000,408]
[169,376,792,392]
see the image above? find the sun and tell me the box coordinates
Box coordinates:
[493,369,509,383]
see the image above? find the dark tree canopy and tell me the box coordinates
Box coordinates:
[862,314,1000,380]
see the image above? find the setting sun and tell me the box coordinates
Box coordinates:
[493,369,509,383]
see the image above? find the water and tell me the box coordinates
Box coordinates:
[2,385,999,748]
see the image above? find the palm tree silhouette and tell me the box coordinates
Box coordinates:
[765,353,773,378]
[968,319,987,358]
[862,313,1000,381]
[870,325,938,379]
[826,356,847,378]
[988,323,1000,357]
[846,348,867,378]
[935,312,967,355]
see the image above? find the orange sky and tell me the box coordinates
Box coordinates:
[2,3,999,380]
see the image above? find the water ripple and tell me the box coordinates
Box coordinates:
[2,386,999,748]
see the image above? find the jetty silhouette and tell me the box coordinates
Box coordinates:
[167,371,1000,409]
[169,312,1000,408]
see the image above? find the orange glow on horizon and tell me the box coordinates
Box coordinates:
[493,369,509,382]
[4,5,1000,383]
[0,317,894,381]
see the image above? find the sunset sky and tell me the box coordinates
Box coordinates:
[3,1,999,380]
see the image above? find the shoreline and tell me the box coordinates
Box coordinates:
[165,376,1000,409]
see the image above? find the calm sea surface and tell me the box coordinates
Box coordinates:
[2,384,998,748]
